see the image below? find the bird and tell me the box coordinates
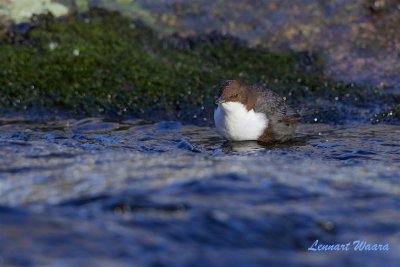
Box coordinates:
[214,80,300,143]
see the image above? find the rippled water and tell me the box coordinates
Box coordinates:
[0,118,399,267]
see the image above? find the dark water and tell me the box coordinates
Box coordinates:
[0,118,399,267]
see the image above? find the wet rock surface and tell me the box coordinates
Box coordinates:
[0,118,399,266]
[82,0,400,89]
[2,1,400,89]
[0,9,399,125]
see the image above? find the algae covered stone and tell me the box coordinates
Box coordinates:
[0,9,398,125]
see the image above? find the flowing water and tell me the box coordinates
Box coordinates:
[0,118,399,266]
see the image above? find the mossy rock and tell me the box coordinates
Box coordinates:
[0,9,398,125]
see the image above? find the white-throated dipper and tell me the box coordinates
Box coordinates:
[214,80,300,143]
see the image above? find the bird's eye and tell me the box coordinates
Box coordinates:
[232,94,239,98]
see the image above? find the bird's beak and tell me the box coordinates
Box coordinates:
[215,98,225,105]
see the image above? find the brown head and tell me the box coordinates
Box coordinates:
[215,80,256,110]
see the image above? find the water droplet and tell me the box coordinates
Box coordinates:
[314,118,318,122]
[49,42,57,50]
[334,96,339,101]
[73,49,80,56]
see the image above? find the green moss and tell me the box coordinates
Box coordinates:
[75,0,89,12]
[0,9,398,124]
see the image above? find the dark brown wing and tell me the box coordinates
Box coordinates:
[251,85,300,123]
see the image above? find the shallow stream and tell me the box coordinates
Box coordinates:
[0,118,399,266]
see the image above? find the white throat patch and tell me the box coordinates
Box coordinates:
[214,102,268,141]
